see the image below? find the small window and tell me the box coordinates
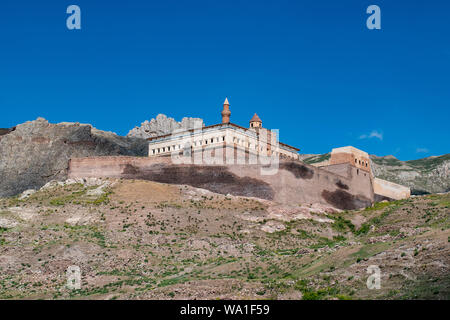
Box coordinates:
[168,146,170,151]
[211,138,214,143]
[355,159,357,163]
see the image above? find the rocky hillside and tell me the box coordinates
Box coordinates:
[1,114,204,198]
[301,153,450,195]
[371,155,450,195]
[127,114,204,139]
[0,118,148,198]
[0,178,448,299]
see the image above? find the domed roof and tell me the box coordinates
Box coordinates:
[250,113,262,123]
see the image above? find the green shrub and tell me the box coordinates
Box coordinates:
[332,216,355,233]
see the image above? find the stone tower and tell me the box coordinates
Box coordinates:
[249,113,262,128]
[221,98,231,124]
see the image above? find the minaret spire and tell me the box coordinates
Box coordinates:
[221,97,231,124]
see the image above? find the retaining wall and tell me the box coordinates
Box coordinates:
[68,156,375,210]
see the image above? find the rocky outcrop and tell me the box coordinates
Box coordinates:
[127,114,204,139]
[370,154,450,195]
[0,118,148,198]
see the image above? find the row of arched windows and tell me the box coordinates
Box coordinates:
[355,158,369,167]
[150,133,298,159]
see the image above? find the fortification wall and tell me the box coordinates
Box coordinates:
[373,177,411,201]
[68,156,173,178]
[68,156,374,210]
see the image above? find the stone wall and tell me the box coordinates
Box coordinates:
[373,177,411,201]
[68,156,374,210]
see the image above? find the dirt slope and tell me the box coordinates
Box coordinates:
[0,179,448,300]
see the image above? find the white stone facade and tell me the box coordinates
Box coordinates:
[147,123,299,162]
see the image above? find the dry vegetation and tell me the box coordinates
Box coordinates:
[0,179,448,300]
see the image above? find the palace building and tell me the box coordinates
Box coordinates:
[147,98,300,161]
[69,98,410,209]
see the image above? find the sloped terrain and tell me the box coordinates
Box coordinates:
[0,179,448,300]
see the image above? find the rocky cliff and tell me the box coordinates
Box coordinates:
[302,153,450,195]
[127,114,204,139]
[0,118,148,197]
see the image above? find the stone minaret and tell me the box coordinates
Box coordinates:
[221,98,231,124]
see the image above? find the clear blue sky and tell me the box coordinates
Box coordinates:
[1,0,449,160]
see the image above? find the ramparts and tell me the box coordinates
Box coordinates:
[68,156,374,210]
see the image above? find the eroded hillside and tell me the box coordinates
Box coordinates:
[0,179,448,300]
